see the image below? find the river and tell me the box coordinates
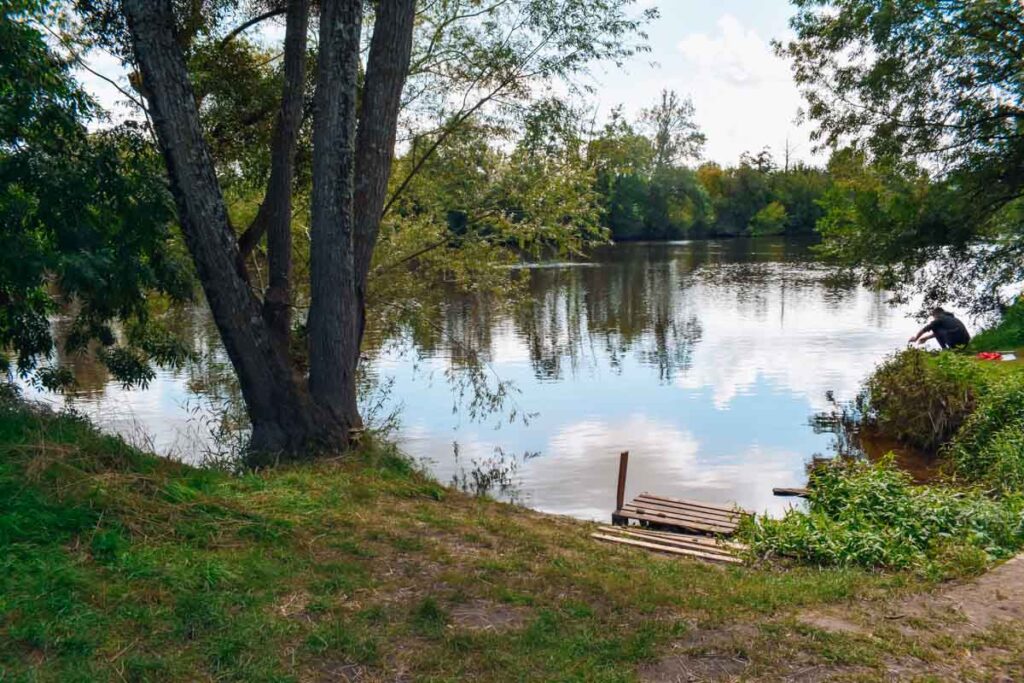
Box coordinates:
[21,238,923,520]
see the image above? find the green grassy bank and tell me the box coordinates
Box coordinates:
[5,392,1024,681]
[742,304,1024,582]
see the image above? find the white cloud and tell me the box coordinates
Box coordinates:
[518,415,806,520]
[671,14,817,165]
[672,268,913,412]
[677,15,787,88]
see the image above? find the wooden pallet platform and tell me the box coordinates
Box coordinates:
[612,491,750,536]
[592,525,745,564]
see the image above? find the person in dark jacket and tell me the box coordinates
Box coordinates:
[909,307,971,349]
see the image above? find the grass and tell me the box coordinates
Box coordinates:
[1,396,1022,681]
[744,456,1024,576]
[970,298,1024,352]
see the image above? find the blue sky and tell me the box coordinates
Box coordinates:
[589,0,819,165]
[77,1,818,167]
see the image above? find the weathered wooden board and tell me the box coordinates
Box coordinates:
[591,532,744,564]
[638,492,745,518]
[634,493,741,520]
[613,492,750,536]
[597,526,746,551]
[595,527,742,560]
[619,506,735,534]
[629,498,743,525]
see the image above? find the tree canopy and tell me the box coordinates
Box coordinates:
[781,0,1024,313]
[1,0,192,390]
[2,0,658,456]
[586,100,830,241]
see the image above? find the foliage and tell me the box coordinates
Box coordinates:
[863,349,982,452]
[586,101,831,240]
[0,2,193,389]
[860,335,1024,495]
[813,147,982,311]
[745,456,1024,573]
[971,297,1024,351]
[749,200,789,236]
[947,370,1024,495]
[370,105,606,343]
[781,0,1024,315]
[639,89,705,169]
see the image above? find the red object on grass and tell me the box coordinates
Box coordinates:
[976,352,1003,361]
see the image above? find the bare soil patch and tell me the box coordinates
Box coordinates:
[638,653,748,682]
[799,554,1024,639]
[639,625,756,682]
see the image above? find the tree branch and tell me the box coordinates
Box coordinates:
[218,6,288,50]
[39,23,150,115]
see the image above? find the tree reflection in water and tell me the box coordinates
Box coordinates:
[22,237,922,518]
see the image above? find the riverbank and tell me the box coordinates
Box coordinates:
[3,396,1023,681]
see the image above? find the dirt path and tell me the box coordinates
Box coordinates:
[800,554,1024,638]
[641,555,1024,682]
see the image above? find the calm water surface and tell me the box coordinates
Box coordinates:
[23,238,922,520]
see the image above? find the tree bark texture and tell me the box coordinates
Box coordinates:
[307,0,362,429]
[352,0,418,352]
[123,0,335,455]
[251,0,310,349]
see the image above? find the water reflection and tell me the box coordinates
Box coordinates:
[382,238,919,517]
[23,238,922,518]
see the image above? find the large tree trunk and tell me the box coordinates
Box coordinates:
[236,0,310,350]
[124,0,340,456]
[352,0,417,348]
[307,0,363,430]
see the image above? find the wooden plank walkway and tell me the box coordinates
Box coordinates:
[591,525,745,564]
[612,491,750,536]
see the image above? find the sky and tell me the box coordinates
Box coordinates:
[590,0,820,166]
[76,0,820,167]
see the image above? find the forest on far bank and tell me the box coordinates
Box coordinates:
[585,91,830,241]
[422,88,891,244]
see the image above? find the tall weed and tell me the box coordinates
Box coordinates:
[946,372,1024,494]
[745,457,1024,574]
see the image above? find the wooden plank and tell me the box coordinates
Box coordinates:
[638,491,742,513]
[773,487,809,498]
[598,526,747,551]
[633,494,744,521]
[615,509,734,535]
[591,533,743,564]
[620,504,737,532]
[620,512,735,536]
[597,526,722,547]
[630,497,742,524]
[618,509,735,534]
[600,528,739,559]
[638,492,749,517]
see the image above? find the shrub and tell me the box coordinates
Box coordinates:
[864,349,984,451]
[744,457,1024,574]
[946,371,1024,494]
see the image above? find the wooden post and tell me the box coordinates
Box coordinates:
[612,451,629,525]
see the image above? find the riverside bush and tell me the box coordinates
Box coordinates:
[865,349,983,451]
[946,372,1024,494]
[744,457,1024,574]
